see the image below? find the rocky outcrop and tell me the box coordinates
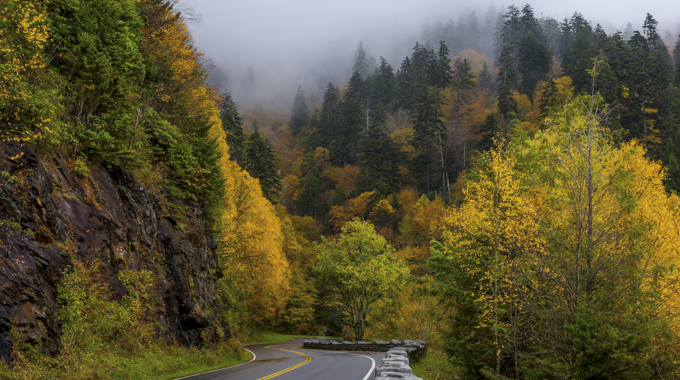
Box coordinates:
[0,141,227,363]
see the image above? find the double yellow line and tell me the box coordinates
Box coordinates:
[256,344,313,380]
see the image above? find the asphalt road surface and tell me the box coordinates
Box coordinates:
[179,338,386,380]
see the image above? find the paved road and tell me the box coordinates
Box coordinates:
[180,338,385,380]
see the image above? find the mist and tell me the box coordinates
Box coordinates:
[186,0,680,109]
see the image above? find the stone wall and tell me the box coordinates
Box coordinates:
[302,339,426,379]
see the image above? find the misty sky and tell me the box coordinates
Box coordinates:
[186,0,679,108]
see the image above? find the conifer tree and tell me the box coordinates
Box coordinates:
[319,82,340,145]
[477,113,499,152]
[478,61,493,90]
[518,32,552,101]
[434,41,453,88]
[220,92,247,167]
[372,57,396,107]
[497,46,518,121]
[353,41,370,79]
[289,86,309,135]
[357,106,399,194]
[245,130,282,203]
[412,84,442,194]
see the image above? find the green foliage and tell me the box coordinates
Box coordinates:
[313,219,409,341]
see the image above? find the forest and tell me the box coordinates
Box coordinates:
[1,0,680,378]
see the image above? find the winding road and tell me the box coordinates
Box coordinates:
[178,338,385,380]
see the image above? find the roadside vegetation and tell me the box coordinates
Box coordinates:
[2,0,680,379]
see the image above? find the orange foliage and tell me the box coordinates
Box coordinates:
[329,192,375,232]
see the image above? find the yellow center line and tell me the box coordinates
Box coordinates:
[255,344,313,380]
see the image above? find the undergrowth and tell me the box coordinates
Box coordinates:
[0,259,247,380]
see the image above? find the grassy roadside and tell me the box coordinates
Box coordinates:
[0,341,251,380]
[411,348,460,380]
[245,329,341,344]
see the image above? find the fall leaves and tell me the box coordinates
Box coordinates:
[429,96,680,378]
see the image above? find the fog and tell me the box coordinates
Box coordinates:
[186,0,680,109]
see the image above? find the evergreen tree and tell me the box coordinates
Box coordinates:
[319,82,340,145]
[244,130,282,203]
[467,10,480,51]
[540,16,561,56]
[372,57,396,107]
[478,61,493,90]
[289,85,309,135]
[518,32,552,101]
[353,41,370,79]
[477,113,499,152]
[497,5,521,75]
[451,58,476,175]
[434,41,454,88]
[332,72,365,166]
[411,84,442,194]
[628,14,674,154]
[497,46,518,121]
[357,106,399,194]
[395,56,416,109]
[623,22,634,40]
[519,4,543,41]
[220,92,247,167]
[296,153,329,217]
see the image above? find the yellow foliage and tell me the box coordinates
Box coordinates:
[141,7,295,325]
[454,49,490,74]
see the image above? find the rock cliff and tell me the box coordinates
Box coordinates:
[0,141,226,363]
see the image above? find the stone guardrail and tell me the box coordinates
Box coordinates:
[302,339,426,379]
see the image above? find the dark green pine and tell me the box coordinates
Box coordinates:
[220,92,247,167]
[244,130,282,203]
[289,85,309,135]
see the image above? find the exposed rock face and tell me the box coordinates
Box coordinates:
[0,141,226,363]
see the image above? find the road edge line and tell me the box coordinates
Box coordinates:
[173,348,257,380]
[351,353,376,380]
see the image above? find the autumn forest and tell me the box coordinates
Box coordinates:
[2,0,680,379]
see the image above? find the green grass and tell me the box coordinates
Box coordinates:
[0,341,251,380]
[411,348,461,380]
[246,328,341,344]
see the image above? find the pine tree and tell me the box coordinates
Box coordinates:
[289,85,309,135]
[623,22,634,40]
[412,83,443,195]
[497,46,518,121]
[478,61,493,90]
[244,130,282,203]
[319,82,340,145]
[372,57,396,107]
[434,41,453,88]
[353,41,370,79]
[220,91,247,167]
[518,32,552,101]
[357,106,399,194]
[477,113,499,152]
[451,58,476,176]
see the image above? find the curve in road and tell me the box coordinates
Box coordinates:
[179,338,384,380]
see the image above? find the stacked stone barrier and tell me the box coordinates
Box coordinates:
[302,339,426,379]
